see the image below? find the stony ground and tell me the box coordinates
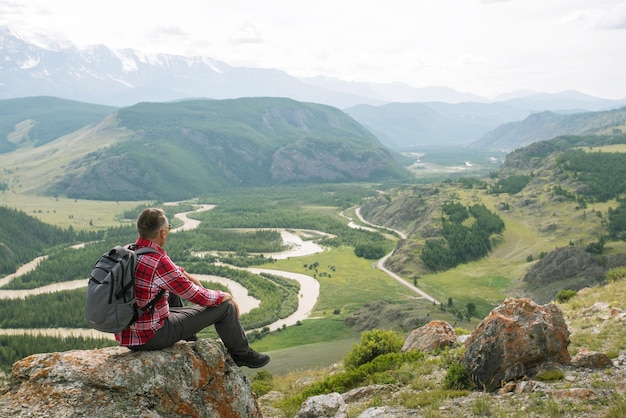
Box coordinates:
[258,353,626,417]
[258,294,626,417]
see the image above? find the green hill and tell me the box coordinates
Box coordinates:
[0,96,117,153]
[360,133,626,310]
[0,97,411,201]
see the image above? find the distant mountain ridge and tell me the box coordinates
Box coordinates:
[0,96,410,201]
[471,107,626,152]
[2,26,481,108]
[344,101,531,149]
[0,27,371,108]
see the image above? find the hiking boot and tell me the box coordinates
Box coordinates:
[231,350,270,368]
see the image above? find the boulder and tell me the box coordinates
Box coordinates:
[571,348,612,369]
[295,392,347,418]
[401,320,456,353]
[0,339,261,417]
[461,297,571,391]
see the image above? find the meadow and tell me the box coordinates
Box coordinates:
[0,193,148,230]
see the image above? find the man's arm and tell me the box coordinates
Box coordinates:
[181,269,240,318]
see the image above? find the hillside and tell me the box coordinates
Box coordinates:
[471,106,626,152]
[0,206,99,275]
[0,97,411,201]
[255,278,626,416]
[0,96,117,153]
[360,133,626,308]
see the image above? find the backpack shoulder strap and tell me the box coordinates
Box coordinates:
[126,244,158,256]
[142,289,166,314]
[128,244,164,313]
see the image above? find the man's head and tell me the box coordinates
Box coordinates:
[136,208,171,244]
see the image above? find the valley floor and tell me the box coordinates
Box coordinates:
[0,203,435,339]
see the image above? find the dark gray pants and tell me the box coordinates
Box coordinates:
[131,301,251,356]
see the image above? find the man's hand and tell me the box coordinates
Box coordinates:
[183,270,204,287]
[220,292,241,318]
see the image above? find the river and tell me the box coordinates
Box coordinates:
[0,204,325,339]
[0,203,437,339]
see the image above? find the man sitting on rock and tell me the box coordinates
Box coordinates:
[115,207,270,368]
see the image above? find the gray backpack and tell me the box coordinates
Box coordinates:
[86,244,164,333]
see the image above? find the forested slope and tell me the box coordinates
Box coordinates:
[360,133,626,303]
[43,98,411,200]
[471,106,626,152]
[0,206,100,275]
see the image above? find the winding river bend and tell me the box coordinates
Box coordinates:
[0,203,438,339]
[0,204,324,339]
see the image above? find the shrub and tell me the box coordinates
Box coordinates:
[343,329,404,371]
[607,266,626,282]
[278,351,425,414]
[443,361,471,390]
[556,289,578,303]
[535,369,565,382]
[251,370,274,396]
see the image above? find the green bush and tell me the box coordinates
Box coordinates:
[556,289,578,303]
[343,329,404,371]
[443,361,471,390]
[535,368,565,382]
[607,266,626,282]
[251,370,274,396]
[278,351,425,415]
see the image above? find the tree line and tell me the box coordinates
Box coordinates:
[557,150,626,202]
[608,199,626,241]
[488,174,531,195]
[0,206,101,275]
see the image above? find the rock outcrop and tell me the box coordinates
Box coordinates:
[522,246,626,303]
[0,339,261,417]
[401,320,456,353]
[571,348,612,369]
[461,297,571,391]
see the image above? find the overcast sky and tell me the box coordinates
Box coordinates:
[2,0,625,100]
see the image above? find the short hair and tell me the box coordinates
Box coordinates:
[136,208,168,239]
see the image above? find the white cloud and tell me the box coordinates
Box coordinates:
[563,3,626,30]
[230,23,263,45]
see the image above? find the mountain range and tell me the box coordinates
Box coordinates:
[2,26,625,112]
[3,26,626,155]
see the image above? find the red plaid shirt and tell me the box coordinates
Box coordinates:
[115,237,224,347]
